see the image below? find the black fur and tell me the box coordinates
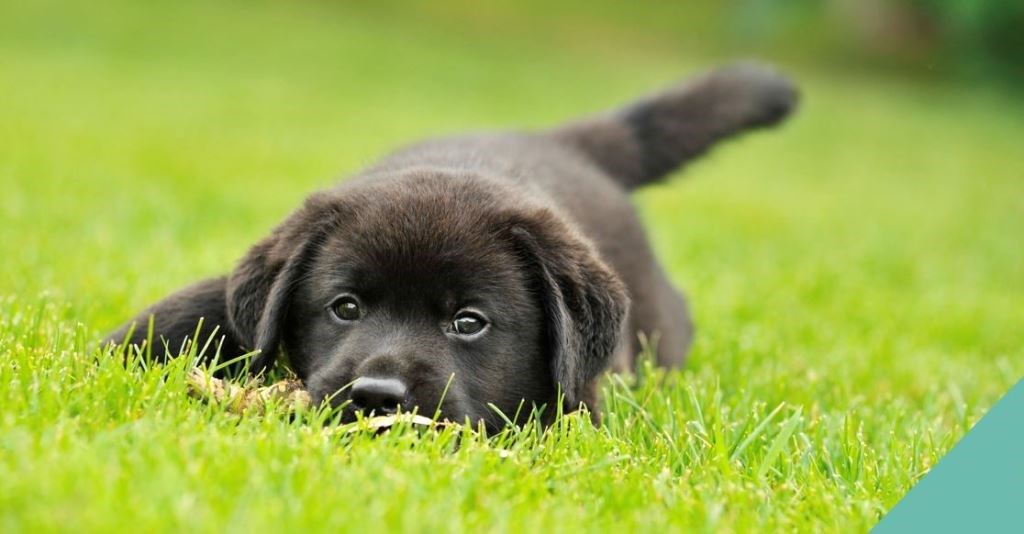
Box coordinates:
[104,63,798,427]
[106,277,247,363]
[554,62,798,189]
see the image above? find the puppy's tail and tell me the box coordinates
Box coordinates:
[551,63,798,190]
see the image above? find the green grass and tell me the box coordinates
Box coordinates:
[1,0,1022,531]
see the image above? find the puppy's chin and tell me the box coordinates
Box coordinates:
[329,397,492,431]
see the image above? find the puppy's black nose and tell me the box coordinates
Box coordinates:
[349,377,407,415]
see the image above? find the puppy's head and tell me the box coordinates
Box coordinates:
[226,172,628,428]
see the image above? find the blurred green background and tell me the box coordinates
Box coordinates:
[0,0,1022,530]
[1,0,1020,315]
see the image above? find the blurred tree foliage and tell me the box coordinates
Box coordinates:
[734,0,1023,82]
[389,0,1021,85]
[917,0,1024,81]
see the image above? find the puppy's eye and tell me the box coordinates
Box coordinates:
[330,295,362,321]
[451,311,487,336]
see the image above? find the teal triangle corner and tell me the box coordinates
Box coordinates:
[873,379,1023,533]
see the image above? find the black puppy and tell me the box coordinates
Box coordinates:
[106,64,797,428]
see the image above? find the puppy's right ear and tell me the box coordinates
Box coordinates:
[226,192,341,375]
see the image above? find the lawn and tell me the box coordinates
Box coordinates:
[1,1,1022,531]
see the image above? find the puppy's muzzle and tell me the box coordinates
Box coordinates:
[349,376,408,416]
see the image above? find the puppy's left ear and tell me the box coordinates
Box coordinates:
[226,192,341,375]
[508,209,630,410]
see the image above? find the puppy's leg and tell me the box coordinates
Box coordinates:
[103,276,248,365]
[553,62,798,189]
